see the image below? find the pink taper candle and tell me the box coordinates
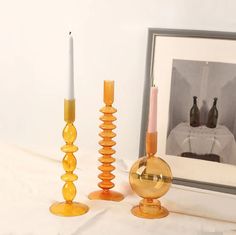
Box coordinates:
[147,86,158,133]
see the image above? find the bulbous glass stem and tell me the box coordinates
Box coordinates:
[61,123,78,203]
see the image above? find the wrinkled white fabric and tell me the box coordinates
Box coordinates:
[0,142,235,235]
[166,123,236,164]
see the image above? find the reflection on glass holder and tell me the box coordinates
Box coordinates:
[50,99,89,216]
[129,132,172,219]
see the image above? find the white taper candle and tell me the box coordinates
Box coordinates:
[67,32,74,100]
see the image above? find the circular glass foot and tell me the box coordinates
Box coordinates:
[88,190,124,201]
[131,205,169,219]
[50,201,89,217]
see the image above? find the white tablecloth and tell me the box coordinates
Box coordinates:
[166,123,236,164]
[0,141,236,235]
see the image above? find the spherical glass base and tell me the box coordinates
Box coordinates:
[129,155,172,199]
[88,190,124,201]
[50,201,89,217]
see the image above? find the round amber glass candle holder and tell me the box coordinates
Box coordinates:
[129,152,172,219]
[50,99,89,217]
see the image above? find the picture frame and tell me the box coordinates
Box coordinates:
[140,28,236,194]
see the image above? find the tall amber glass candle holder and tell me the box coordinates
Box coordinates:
[129,132,172,219]
[88,81,124,202]
[50,99,89,216]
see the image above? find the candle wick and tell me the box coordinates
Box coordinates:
[69,31,72,35]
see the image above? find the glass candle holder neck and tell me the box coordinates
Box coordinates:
[146,132,157,157]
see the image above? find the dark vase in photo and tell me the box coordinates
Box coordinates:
[206,97,218,128]
[190,96,200,127]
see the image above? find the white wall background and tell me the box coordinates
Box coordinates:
[0,0,235,160]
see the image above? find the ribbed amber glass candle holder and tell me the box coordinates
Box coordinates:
[88,81,124,202]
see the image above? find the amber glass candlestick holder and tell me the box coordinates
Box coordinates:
[50,99,89,216]
[88,81,124,202]
[129,132,172,219]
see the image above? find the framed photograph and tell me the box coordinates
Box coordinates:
[140,28,236,194]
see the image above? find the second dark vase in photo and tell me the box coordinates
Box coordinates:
[206,97,218,128]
